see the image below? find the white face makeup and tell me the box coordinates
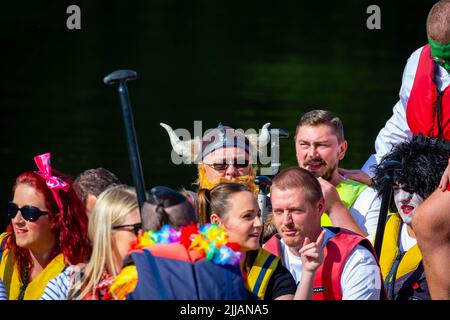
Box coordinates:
[393,187,424,225]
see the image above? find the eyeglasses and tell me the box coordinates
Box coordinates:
[7,201,49,222]
[205,159,250,171]
[112,223,142,236]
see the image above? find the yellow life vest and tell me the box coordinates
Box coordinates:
[245,247,280,300]
[379,213,422,282]
[110,264,138,300]
[321,178,368,226]
[0,232,66,300]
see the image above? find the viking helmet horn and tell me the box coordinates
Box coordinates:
[160,123,191,159]
[258,122,271,147]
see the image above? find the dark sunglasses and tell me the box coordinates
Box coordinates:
[7,201,49,222]
[112,223,142,236]
[205,159,250,171]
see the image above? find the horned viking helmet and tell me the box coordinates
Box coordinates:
[160,122,271,163]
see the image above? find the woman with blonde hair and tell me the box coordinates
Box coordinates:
[41,184,141,300]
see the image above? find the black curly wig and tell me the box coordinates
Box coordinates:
[372,137,450,204]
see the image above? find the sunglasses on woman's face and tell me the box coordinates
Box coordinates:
[112,223,142,236]
[7,201,49,222]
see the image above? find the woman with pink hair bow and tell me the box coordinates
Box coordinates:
[0,153,91,299]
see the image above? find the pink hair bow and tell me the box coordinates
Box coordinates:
[34,153,70,213]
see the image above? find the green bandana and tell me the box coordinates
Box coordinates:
[428,37,450,72]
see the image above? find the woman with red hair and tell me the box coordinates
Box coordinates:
[0,153,91,299]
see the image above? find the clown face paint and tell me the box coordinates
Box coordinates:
[393,188,424,225]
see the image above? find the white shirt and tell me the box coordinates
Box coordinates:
[362,46,450,176]
[347,185,381,244]
[41,266,74,300]
[399,223,417,253]
[280,238,382,300]
[0,278,7,300]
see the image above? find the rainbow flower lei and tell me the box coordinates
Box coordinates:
[130,223,243,266]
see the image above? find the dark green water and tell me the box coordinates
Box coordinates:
[0,0,433,229]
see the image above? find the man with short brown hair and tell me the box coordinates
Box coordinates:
[265,167,383,300]
[73,167,121,214]
[161,122,272,192]
[295,110,381,242]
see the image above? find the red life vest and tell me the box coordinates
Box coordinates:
[264,227,384,300]
[406,44,450,140]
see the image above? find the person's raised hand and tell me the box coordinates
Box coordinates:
[317,177,343,211]
[299,230,326,273]
[338,168,372,186]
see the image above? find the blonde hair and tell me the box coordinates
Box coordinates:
[76,185,138,299]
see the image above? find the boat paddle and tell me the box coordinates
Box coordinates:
[103,70,147,218]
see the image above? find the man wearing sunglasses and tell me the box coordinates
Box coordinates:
[336,0,450,299]
[161,122,271,193]
[198,126,256,192]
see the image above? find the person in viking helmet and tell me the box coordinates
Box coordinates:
[160,122,272,193]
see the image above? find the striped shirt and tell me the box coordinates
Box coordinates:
[40,266,74,300]
[0,279,7,300]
